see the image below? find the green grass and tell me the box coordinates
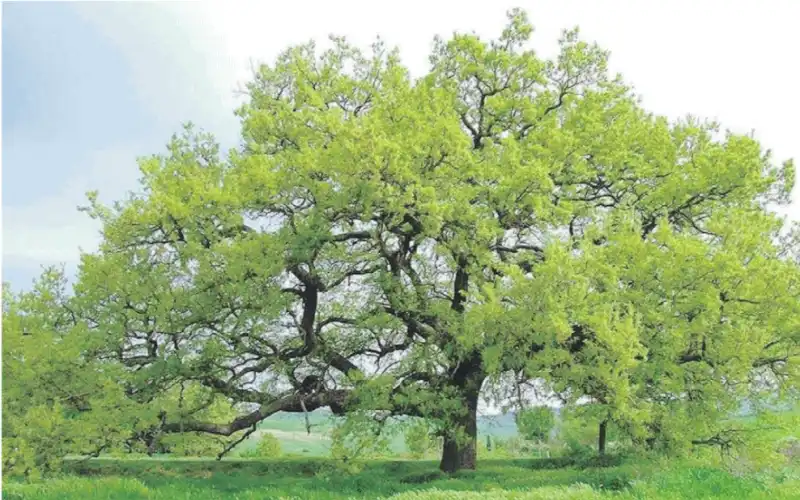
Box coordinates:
[4,457,799,499]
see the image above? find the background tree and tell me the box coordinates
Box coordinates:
[515,406,556,458]
[404,419,438,459]
[557,404,623,457]
[239,432,282,458]
[52,8,800,474]
[515,406,555,443]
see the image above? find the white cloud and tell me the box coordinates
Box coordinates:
[3,145,142,269]
[71,3,236,134]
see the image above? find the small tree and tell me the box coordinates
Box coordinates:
[558,404,623,457]
[516,406,556,443]
[516,406,555,457]
[405,419,437,459]
[240,432,282,458]
[254,432,282,457]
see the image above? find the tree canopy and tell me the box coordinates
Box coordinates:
[5,9,799,475]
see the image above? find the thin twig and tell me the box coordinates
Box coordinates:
[216,423,258,461]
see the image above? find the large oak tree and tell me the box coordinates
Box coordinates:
[71,10,798,472]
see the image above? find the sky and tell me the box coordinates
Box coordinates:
[3,0,800,290]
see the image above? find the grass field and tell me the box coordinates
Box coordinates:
[4,457,799,499]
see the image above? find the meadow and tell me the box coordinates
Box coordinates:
[7,409,797,499]
[3,456,799,500]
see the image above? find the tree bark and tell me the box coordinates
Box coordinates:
[598,419,608,456]
[439,389,479,473]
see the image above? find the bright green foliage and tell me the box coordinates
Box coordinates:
[160,431,232,458]
[557,405,622,457]
[695,405,800,473]
[255,432,283,457]
[148,384,242,457]
[15,8,799,474]
[404,419,439,459]
[239,432,282,458]
[2,271,140,478]
[515,406,556,442]
[1,271,246,476]
[329,412,395,462]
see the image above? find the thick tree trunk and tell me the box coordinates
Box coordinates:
[598,419,608,456]
[439,390,479,473]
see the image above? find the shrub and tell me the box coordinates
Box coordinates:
[239,432,282,458]
[404,419,438,459]
[516,407,556,443]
